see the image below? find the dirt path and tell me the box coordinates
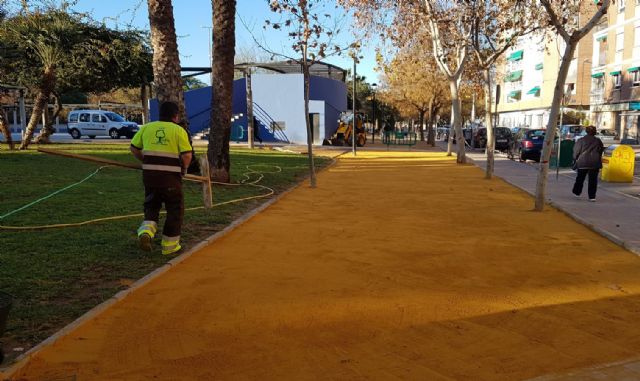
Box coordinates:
[8,151,640,380]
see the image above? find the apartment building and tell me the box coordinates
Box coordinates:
[496,4,597,129]
[590,0,640,142]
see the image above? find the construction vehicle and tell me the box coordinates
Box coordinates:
[323,111,367,147]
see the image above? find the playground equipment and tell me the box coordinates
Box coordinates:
[323,111,366,147]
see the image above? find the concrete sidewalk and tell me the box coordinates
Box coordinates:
[457,145,640,256]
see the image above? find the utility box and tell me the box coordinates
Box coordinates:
[601,144,635,183]
[550,139,575,168]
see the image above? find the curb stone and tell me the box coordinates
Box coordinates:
[0,154,342,380]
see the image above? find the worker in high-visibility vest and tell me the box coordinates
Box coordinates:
[130,101,193,255]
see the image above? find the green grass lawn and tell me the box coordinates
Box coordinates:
[0,143,330,361]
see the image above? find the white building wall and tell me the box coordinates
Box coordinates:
[251,73,308,144]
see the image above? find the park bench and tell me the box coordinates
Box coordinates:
[383,131,417,149]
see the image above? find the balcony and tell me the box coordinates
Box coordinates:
[590,90,605,104]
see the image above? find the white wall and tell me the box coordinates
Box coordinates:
[252,73,308,144]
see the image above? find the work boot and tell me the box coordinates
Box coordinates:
[138,233,153,252]
[161,235,182,255]
[137,220,157,252]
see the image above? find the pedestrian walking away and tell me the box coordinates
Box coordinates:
[572,125,604,202]
[130,101,193,255]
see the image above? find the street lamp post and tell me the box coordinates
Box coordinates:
[352,52,357,156]
[371,83,377,144]
[201,26,213,86]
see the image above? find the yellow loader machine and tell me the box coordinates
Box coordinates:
[323,111,367,147]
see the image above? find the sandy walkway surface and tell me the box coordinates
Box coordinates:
[8,151,640,380]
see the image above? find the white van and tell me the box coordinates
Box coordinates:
[67,110,139,139]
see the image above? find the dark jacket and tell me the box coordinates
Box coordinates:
[573,135,604,169]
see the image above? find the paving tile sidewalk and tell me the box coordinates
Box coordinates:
[461,146,640,255]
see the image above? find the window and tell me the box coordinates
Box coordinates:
[91,114,106,123]
[619,0,626,12]
[592,76,605,92]
[596,37,608,66]
[634,70,640,86]
[507,90,522,103]
[614,73,622,89]
[79,113,90,122]
[616,30,624,63]
[68,113,78,123]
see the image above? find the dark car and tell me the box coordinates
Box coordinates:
[473,127,512,151]
[517,129,546,162]
[559,124,583,140]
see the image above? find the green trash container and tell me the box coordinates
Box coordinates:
[550,139,575,168]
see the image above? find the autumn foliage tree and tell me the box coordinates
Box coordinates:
[533,0,611,211]
[341,0,476,162]
[379,46,448,145]
[470,0,535,179]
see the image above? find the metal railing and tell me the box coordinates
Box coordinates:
[253,102,290,143]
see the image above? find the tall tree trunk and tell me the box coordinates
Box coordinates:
[447,107,453,155]
[245,69,254,149]
[35,92,62,143]
[426,96,435,146]
[208,0,236,182]
[450,78,465,163]
[147,0,187,126]
[19,67,56,150]
[140,81,149,124]
[0,108,13,150]
[535,41,577,211]
[483,68,494,179]
[418,110,425,141]
[302,55,317,188]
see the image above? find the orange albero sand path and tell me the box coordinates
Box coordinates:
[7,150,640,380]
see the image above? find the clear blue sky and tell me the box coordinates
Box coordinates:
[70,0,380,85]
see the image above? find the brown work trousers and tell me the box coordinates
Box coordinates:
[143,186,184,237]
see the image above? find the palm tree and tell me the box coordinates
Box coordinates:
[146,0,187,124]
[0,109,13,150]
[208,0,236,183]
[5,10,79,150]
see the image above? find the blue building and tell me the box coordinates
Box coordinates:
[151,61,348,145]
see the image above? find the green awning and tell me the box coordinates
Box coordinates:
[628,66,640,72]
[535,63,543,70]
[507,50,523,61]
[527,86,540,95]
[591,72,604,78]
[506,70,523,82]
[610,70,621,76]
[596,35,607,42]
[509,90,522,98]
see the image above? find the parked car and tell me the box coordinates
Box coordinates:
[473,127,513,151]
[559,124,584,140]
[575,128,618,144]
[516,129,546,162]
[67,110,139,139]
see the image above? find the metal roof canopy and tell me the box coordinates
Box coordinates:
[182,61,347,82]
